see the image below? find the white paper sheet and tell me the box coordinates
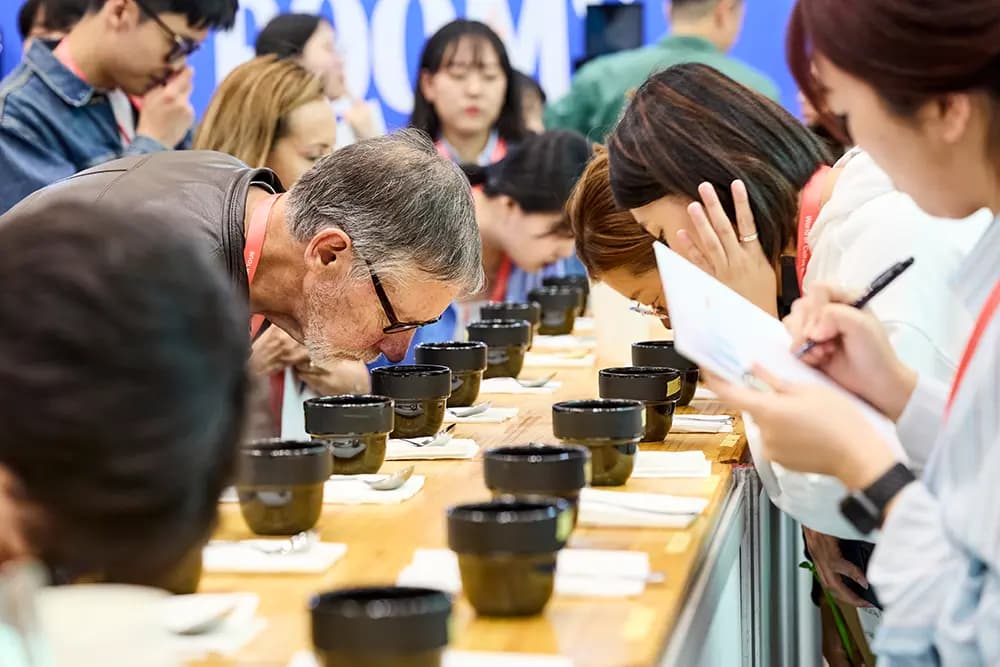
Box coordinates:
[652,243,905,460]
[280,368,317,441]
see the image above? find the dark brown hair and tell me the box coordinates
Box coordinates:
[0,204,247,587]
[788,0,1000,125]
[567,146,657,278]
[607,63,830,265]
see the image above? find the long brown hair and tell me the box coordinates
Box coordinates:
[194,55,325,168]
[567,147,657,278]
[606,63,830,266]
[787,0,1000,151]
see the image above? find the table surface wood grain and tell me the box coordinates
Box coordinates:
[192,365,746,667]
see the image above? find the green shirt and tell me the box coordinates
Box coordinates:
[544,35,781,142]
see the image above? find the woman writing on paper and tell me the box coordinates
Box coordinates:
[707,0,1000,663]
[569,62,988,659]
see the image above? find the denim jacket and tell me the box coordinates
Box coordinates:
[0,40,185,213]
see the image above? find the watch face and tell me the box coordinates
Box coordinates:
[840,494,878,535]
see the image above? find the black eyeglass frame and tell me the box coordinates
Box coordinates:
[365,260,441,334]
[132,0,200,64]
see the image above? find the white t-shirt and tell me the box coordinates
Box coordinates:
[747,148,992,540]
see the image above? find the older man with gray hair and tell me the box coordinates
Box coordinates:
[1,129,484,365]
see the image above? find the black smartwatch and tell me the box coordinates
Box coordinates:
[840,462,916,535]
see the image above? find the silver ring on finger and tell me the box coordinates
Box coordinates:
[739,232,759,244]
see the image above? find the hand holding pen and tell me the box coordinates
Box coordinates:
[794,258,915,358]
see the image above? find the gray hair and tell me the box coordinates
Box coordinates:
[285,128,484,294]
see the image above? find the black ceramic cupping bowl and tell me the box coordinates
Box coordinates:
[483,444,591,528]
[310,586,451,667]
[543,275,589,315]
[631,341,700,406]
[480,302,541,348]
[551,399,645,486]
[447,499,571,617]
[303,395,394,475]
[236,439,332,535]
[598,367,682,442]
[528,286,581,335]
[370,365,452,438]
[415,342,488,407]
[466,319,531,379]
[480,302,541,328]
[483,444,590,496]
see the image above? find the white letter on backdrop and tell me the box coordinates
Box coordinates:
[213,0,278,83]
[466,0,570,98]
[371,0,456,115]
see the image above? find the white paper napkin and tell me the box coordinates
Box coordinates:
[443,406,519,424]
[289,650,574,667]
[321,474,425,504]
[573,317,595,333]
[202,541,346,574]
[386,438,479,461]
[632,451,711,479]
[671,414,734,434]
[524,352,596,368]
[163,593,265,659]
[693,386,718,401]
[397,548,651,598]
[479,377,562,395]
[219,476,424,505]
[532,334,597,351]
[577,488,708,529]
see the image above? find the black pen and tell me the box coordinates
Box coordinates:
[794,257,915,359]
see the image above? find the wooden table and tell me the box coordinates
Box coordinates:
[194,367,747,667]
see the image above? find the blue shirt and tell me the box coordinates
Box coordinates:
[0,40,184,213]
[868,215,1000,665]
[367,258,586,371]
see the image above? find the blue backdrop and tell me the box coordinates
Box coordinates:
[0,0,799,129]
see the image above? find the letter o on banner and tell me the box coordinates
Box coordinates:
[372,0,456,114]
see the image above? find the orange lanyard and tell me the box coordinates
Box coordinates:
[489,256,514,302]
[246,193,280,339]
[796,165,833,287]
[434,137,507,166]
[52,40,139,146]
[946,279,1000,415]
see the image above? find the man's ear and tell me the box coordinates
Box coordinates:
[102,0,135,32]
[305,227,354,275]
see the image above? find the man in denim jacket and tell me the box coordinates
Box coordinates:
[0,0,237,213]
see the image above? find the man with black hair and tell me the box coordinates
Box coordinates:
[0,206,248,591]
[0,0,238,212]
[545,0,779,141]
[17,0,89,51]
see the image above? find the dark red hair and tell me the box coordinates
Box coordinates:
[788,0,1000,126]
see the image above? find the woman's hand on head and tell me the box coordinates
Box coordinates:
[784,284,917,420]
[673,180,779,317]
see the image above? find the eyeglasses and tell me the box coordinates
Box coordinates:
[630,302,671,324]
[132,0,200,64]
[366,260,441,334]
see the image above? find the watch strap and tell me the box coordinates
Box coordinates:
[864,462,916,517]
